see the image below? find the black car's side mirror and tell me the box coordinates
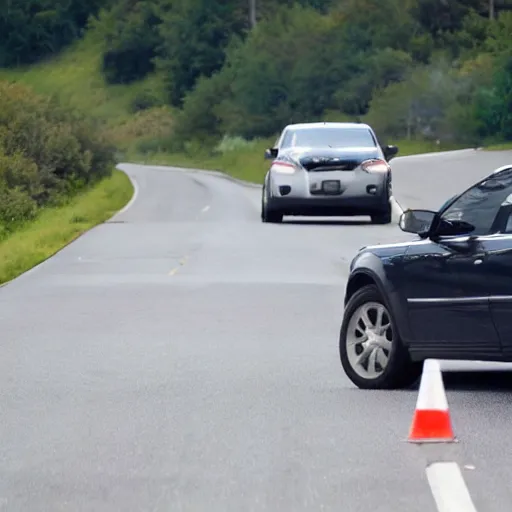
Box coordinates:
[400,209,476,238]
[399,209,436,237]
[264,148,278,160]
[382,144,399,161]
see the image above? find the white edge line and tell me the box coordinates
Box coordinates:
[390,195,404,220]
[426,462,478,512]
[112,171,139,218]
[201,205,211,214]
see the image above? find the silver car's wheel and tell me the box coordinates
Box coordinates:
[261,186,283,223]
[345,301,393,379]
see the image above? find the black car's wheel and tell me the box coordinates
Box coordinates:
[339,284,421,389]
[261,188,283,223]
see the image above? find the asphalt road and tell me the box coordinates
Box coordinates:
[1,149,512,511]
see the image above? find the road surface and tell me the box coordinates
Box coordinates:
[1,148,512,511]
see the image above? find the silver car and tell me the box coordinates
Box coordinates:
[261,122,398,224]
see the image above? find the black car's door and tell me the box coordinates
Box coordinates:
[401,236,500,359]
[399,168,512,359]
[479,205,512,359]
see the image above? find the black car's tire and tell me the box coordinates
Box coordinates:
[261,190,283,223]
[339,284,421,390]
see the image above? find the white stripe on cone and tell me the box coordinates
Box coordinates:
[416,359,449,411]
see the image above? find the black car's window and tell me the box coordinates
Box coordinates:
[441,167,512,236]
[492,195,512,233]
[279,127,377,149]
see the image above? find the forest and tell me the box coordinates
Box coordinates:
[2,0,512,230]
[9,0,510,145]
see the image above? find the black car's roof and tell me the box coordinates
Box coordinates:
[490,164,512,177]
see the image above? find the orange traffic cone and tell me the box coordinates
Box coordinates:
[408,359,456,443]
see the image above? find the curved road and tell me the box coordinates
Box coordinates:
[1,149,512,511]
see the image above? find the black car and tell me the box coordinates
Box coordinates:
[339,164,512,389]
[261,122,399,224]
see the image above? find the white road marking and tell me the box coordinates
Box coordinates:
[111,172,139,218]
[390,195,404,219]
[426,462,478,512]
[201,205,210,213]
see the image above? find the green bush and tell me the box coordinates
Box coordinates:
[131,89,164,112]
[0,81,115,232]
[0,187,38,233]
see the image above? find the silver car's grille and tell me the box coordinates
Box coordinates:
[302,161,361,172]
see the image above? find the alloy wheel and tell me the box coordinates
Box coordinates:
[345,301,393,379]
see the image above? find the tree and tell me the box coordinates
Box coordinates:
[156,0,246,106]
[99,0,163,84]
[0,0,110,66]
[249,0,257,27]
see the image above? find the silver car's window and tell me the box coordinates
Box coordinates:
[279,127,377,149]
[441,167,512,236]
[280,130,294,149]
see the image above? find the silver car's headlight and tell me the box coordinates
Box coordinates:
[361,159,390,174]
[272,161,297,174]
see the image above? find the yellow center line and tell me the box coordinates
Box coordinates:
[168,256,189,276]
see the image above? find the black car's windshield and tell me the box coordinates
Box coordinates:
[280,127,377,149]
[442,168,512,236]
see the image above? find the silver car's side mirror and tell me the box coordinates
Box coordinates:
[264,148,278,160]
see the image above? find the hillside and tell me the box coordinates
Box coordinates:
[2,0,512,182]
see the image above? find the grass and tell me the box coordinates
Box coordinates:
[0,31,164,126]
[129,137,276,183]
[483,142,512,151]
[0,29,174,156]
[0,169,133,285]
[130,137,469,185]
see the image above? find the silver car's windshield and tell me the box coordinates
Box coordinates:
[280,127,377,149]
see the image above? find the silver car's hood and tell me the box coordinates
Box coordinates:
[281,146,382,171]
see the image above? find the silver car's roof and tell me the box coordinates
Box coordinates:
[282,122,372,131]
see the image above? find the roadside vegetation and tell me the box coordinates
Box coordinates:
[0,170,132,285]
[0,77,132,284]
[2,1,512,187]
